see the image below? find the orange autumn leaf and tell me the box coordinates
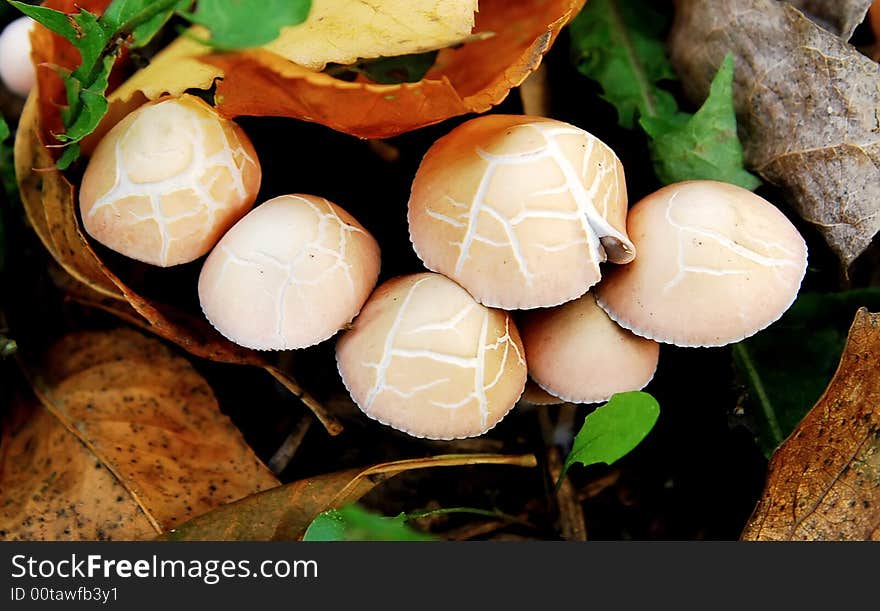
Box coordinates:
[208,0,585,137]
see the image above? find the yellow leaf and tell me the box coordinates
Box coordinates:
[265,0,479,70]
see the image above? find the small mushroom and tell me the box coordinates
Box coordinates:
[521,292,659,404]
[199,194,380,350]
[336,272,527,440]
[596,180,808,347]
[408,114,634,310]
[79,94,261,267]
[0,17,35,97]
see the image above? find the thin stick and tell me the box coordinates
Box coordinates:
[268,416,313,475]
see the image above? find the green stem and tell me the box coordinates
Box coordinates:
[405,507,531,527]
[733,343,784,445]
[606,0,657,117]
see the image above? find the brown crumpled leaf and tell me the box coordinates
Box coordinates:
[161,453,537,541]
[100,0,584,140]
[786,0,872,39]
[669,0,880,268]
[741,309,880,541]
[0,328,280,541]
[14,94,342,435]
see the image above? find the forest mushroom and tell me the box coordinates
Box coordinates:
[199,194,381,350]
[595,180,808,347]
[336,272,527,440]
[408,114,634,310]
[79,94,261,267]
[0,17,35,96]
[520,292,659,404]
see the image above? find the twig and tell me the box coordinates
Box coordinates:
[268,415,313,475]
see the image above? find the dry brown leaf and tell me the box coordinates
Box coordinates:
[265,0,478,70]
[14,94,341,434]
[669,0,880,268]
[741,309,880,541]
[0,328,280,540]
[99,0,583,140]
[786,0,872,39]
[161,453,538,541]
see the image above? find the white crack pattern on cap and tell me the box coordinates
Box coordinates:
[662,190,803,294]
[207,196,367,347]
[360,276,524,430]
[425,122,630,289]
[86,102,257,266]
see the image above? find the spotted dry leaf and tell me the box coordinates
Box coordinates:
[669,0,880,268]
[786,0,872,39]
[0,328,280,541]
[161,453,537,541]
[14,94,341,434]
[741,309,880,541]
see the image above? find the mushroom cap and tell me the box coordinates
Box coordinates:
[199,194,381,350]
[408,114,633,310]
[521,292,659,404]
[79,94,261,267]
[336,272,527,440]
[520,380,565,406]
[0,17,35,97]
[595,181,808,347]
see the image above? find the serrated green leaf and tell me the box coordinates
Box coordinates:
[186,0,311,49]
[734,289,880,458]
[641,54,761,190]
[303,504,436,542]
[569,0,677,129]
[101,0,190,47]
[0,115,11,275]
[561,391,660,479]
[9,2,79,43]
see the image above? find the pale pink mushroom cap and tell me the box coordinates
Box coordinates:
[199,194,381,350]
[79,95,261,267]
[336,273,528,440]
[596,181,808,347]
[521,292,659,404]
[0,17,35,97]
[408,114,634,310]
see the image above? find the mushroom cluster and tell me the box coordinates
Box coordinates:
[76,100,808,441]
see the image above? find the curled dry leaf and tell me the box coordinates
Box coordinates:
[14,94,341,434]
[161,453,538,541]
[0,328,280,540]
[786,0,872,39]
[99,0,584,140]
[741,309,880,541]
[669,0,880,268]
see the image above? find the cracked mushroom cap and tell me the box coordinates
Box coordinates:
[79,94,261,267]
[596,181,808,347]
[336,273,528,440]
[198,194,381,350]
[408,114,634,310]
[521,292,659,404]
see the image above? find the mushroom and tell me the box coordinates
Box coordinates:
[595,180,808,347]
[0,17,35,97]
[408,114,634,310]
[79,94,261,267]
[199,194,381,350]
[520,292,659,404]
[336,272,527,440]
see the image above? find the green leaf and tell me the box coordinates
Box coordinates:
[9,2,79,42]
[303,504,436,542]
[561,391,660,479]
[569,0,678,129]
[641,54,761,190]
[734,289,880,457]
[357,51,438,84]
[186,0,311,49]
